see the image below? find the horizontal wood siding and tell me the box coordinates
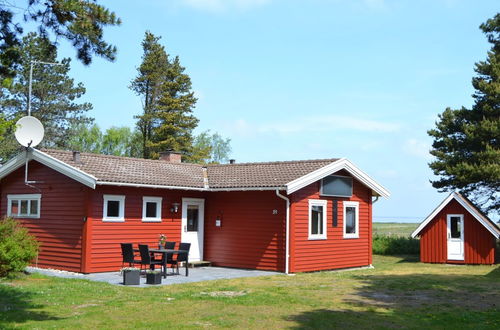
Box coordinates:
[419,199,495,264]
[0,161,85,272]
[290,170,372,272]
[204,191,286,271]
[87,186,205,273]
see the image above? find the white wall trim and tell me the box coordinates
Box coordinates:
[142,196,162,222]
[286,158,390,198]
[308,199,328,240]
[412,192,500,239]
[343,201,359,239]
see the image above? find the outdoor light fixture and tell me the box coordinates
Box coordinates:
[171,202,180,213]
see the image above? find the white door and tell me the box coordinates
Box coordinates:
[181,198,204,262]
[447,214,464,260]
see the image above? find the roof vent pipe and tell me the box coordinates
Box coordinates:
[72,151,81,163]
[229,159,236,164]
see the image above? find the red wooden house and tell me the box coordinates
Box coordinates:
[0,148,389,273]
[412,192,499,265]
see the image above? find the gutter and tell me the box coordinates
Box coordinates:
[276,189,290,274]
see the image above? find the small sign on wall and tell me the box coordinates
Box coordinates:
[215,216,221,227]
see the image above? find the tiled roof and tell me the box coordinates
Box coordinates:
[207,159,338,189]
[41,149,338,189]
[43,149,205,188]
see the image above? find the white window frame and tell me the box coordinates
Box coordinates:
[309,199,328,240]
[7,194,41,218]
[142,196,162,222]
[343,201,359,239]
[320,174,353,197]
[102,195,125,222]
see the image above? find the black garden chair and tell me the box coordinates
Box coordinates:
[161,241,176,275]
[167,242,191,276]
[138,244,163,274]
[120,243,140,268]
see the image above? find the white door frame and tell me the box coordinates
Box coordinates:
[447,214,464,261]
[181,198,205,261]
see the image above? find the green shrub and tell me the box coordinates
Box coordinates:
[373,234,420,255]
[0,217,39,277]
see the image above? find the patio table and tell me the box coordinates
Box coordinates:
[135,248,189,278]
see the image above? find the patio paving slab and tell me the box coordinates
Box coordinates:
[26,266,282,287]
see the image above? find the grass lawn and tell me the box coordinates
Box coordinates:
[373,222,419,237]
[1,255,499,329]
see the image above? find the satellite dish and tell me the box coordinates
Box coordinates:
[15,116,45,147]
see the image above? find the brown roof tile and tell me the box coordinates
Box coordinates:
[42,149,339,189]
[206,159,338,188]
[43,149,205,188]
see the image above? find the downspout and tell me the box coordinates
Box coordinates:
[276,189,290,274]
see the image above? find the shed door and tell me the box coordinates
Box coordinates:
[447,214,464,260]
[181,198,204,262]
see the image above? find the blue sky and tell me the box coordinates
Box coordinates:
[52,0,497,222]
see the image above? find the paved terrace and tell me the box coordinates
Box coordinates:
[26,266,281,287]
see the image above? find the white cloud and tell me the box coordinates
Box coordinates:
[224,115,401,138]
[403,138,431,160]
[180,0,272,13]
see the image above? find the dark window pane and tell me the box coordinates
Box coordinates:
[107,200,120,217]
[20,200,28,215]
[11,200,19,215]
[450,217,461,238]
[311,205,323,235]
[30,200,38,215]
[187,206,199,232]
[322,176,353,197]
[345,207,356,234]
[145,202,157,218]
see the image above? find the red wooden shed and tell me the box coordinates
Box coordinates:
[0,148,389,274]
[412,192,499,265]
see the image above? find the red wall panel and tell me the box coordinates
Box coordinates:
[0,161,86,272]
[419,199,495,264]
[204,191,286,271]
[86,186,205,273]
[289,170,373,272]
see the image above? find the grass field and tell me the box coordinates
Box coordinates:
[373,222,419,237]
[1,255,498,329]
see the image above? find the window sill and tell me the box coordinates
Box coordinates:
[308,236,327,240]
[142,218,161,222]
[343,235,359,239]
[10,215,40,219]
[102,218,125,222]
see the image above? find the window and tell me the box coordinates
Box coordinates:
[309,199,327,239]
[7,194,41,218]
[142,196,162,222]
[343,201,359,238]
[103,195,125,222]
[186,205,199,231]
[321,175,353,197]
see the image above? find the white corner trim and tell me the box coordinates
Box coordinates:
[286,158,390,198]
[142,196,162,222]
[411,192,500,239]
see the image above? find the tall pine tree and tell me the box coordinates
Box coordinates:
[130,32,198,159]
[0,32,92,161]
[428,13,500,214]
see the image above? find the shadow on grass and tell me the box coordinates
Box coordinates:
[0,283,60,327]
[287,271,500,329]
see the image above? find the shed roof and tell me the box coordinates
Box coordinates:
[411,192,500,239]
